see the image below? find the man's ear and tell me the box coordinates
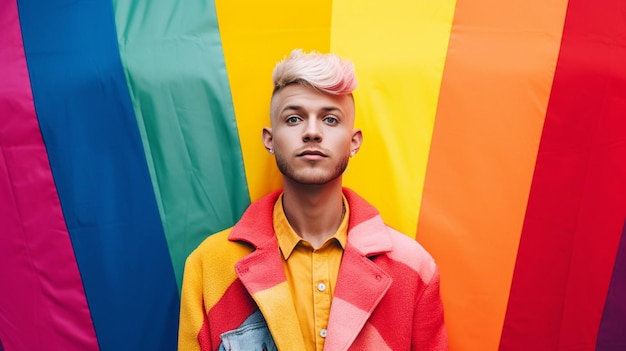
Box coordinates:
[351,129,363,155]
[262,127,273,152]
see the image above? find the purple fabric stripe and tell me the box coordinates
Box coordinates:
[597,219,626,350]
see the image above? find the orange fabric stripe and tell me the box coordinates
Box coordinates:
[416,1,568,350]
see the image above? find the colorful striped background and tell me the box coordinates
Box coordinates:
[1,0,624,350]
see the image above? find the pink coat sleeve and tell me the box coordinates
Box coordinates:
[413,266,448,350]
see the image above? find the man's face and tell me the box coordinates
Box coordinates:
[263,84,362,186]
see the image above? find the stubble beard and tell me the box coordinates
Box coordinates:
[275,153,349,186]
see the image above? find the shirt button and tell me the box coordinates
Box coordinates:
[320,329,328,338]
[317,282,327,292]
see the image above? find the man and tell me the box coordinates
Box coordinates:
[179,49,447,350]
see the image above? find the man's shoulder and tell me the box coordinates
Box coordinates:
[384,226,433,256]
[187,227,254,266]
[192,227,231,251]
[382,226,439,282]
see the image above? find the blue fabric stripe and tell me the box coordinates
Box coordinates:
[18,1,178,350]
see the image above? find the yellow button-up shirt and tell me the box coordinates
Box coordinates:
[273,194,349,351]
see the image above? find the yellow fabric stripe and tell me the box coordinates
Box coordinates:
[330,0,457,237]
[215,0,333,202]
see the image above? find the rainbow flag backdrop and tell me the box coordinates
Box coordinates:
[1,0,625,350]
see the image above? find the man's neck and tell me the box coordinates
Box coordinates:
[281,178,345,249]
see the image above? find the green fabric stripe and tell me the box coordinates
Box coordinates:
[113,0,250,290]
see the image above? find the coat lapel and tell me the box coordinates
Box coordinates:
[229,190,306,350]
[324,215,393,351]
[235,237,306,351]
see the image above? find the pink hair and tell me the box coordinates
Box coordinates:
[272,49,357,96]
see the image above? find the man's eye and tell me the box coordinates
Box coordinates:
[325,116,338,124]
[286,116,300,123]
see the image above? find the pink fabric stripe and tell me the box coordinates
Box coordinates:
[325,297,371,350]
[0,2,98,349]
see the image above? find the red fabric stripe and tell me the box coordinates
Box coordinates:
[235,244,288,295]
[500,0,626,349]
[207,279,256,348]
[0,2,98,350]
[365,258,423,351]
[197,318,211,351]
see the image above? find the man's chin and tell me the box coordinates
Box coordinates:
[283,172,342,187]
[277,158,348,187]
[288,176,334,186]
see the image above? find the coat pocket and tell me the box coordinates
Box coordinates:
[218,310,277,351]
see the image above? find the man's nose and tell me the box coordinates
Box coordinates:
[302,119,322,142]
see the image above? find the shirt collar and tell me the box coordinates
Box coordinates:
[273,193,349,260]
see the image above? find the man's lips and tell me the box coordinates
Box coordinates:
[297,149,327,157]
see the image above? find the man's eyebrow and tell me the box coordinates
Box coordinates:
[281,105,304,113]
[320,106,343,113]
